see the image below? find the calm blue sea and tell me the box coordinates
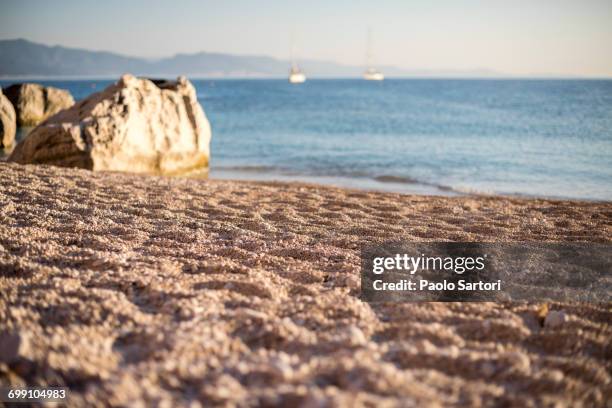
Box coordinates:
[2,78,612,200]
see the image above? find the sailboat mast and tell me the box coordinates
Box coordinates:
[288,30,306,83]
[290,31,297,70]
[363,28,384,80]
[366,27,373,69]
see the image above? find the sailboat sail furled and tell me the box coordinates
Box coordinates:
[363,29,384,81]
[289,33,306,84]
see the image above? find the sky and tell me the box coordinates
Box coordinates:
[1,0,612,77]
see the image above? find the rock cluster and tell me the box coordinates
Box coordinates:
[9,75,211,174]
[0,88,16,148]
[3,83,74,126]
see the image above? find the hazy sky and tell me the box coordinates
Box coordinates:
[1,0,612,76]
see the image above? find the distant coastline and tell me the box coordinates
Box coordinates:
[3,38,607,79]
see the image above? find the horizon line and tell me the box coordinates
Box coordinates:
[2,75,612,81]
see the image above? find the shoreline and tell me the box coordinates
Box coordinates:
[194,165,612,203]
[1,151,610,202]
[209,168,462,198]
[1,162,610,405]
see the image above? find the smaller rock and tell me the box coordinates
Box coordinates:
[0,88,17,148]
[3,83,74,126]
[544,310,568,328]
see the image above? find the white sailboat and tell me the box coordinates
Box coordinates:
[363,67,384,81]
[289,63,306,84]
[363,29,384,81]
[288,33,306,84]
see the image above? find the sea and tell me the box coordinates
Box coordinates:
[2,78,611,201]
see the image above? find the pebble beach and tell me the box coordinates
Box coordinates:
[1,162,610,406]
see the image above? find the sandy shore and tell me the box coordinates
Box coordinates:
[0,162,610,407]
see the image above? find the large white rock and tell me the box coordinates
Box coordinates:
[0,88,16,148]
[3,83,75,126]
[9,75,211,174]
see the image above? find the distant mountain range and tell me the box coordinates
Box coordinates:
[0,38,508,78]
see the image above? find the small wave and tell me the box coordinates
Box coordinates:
[373,174,483,196]
[214,165,278,173]
[374,175,419,184]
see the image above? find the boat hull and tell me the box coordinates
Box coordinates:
[363,72,384,81]
[289,73,306,83]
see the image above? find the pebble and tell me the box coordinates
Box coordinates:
[544,311,568,328]
[481,362,496,377]
[346,326,367,345]
[504,351,531,372]
[270,358,293,380]
[416,339,436,354]
[547,369,565,382]
[0,331,29,364]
